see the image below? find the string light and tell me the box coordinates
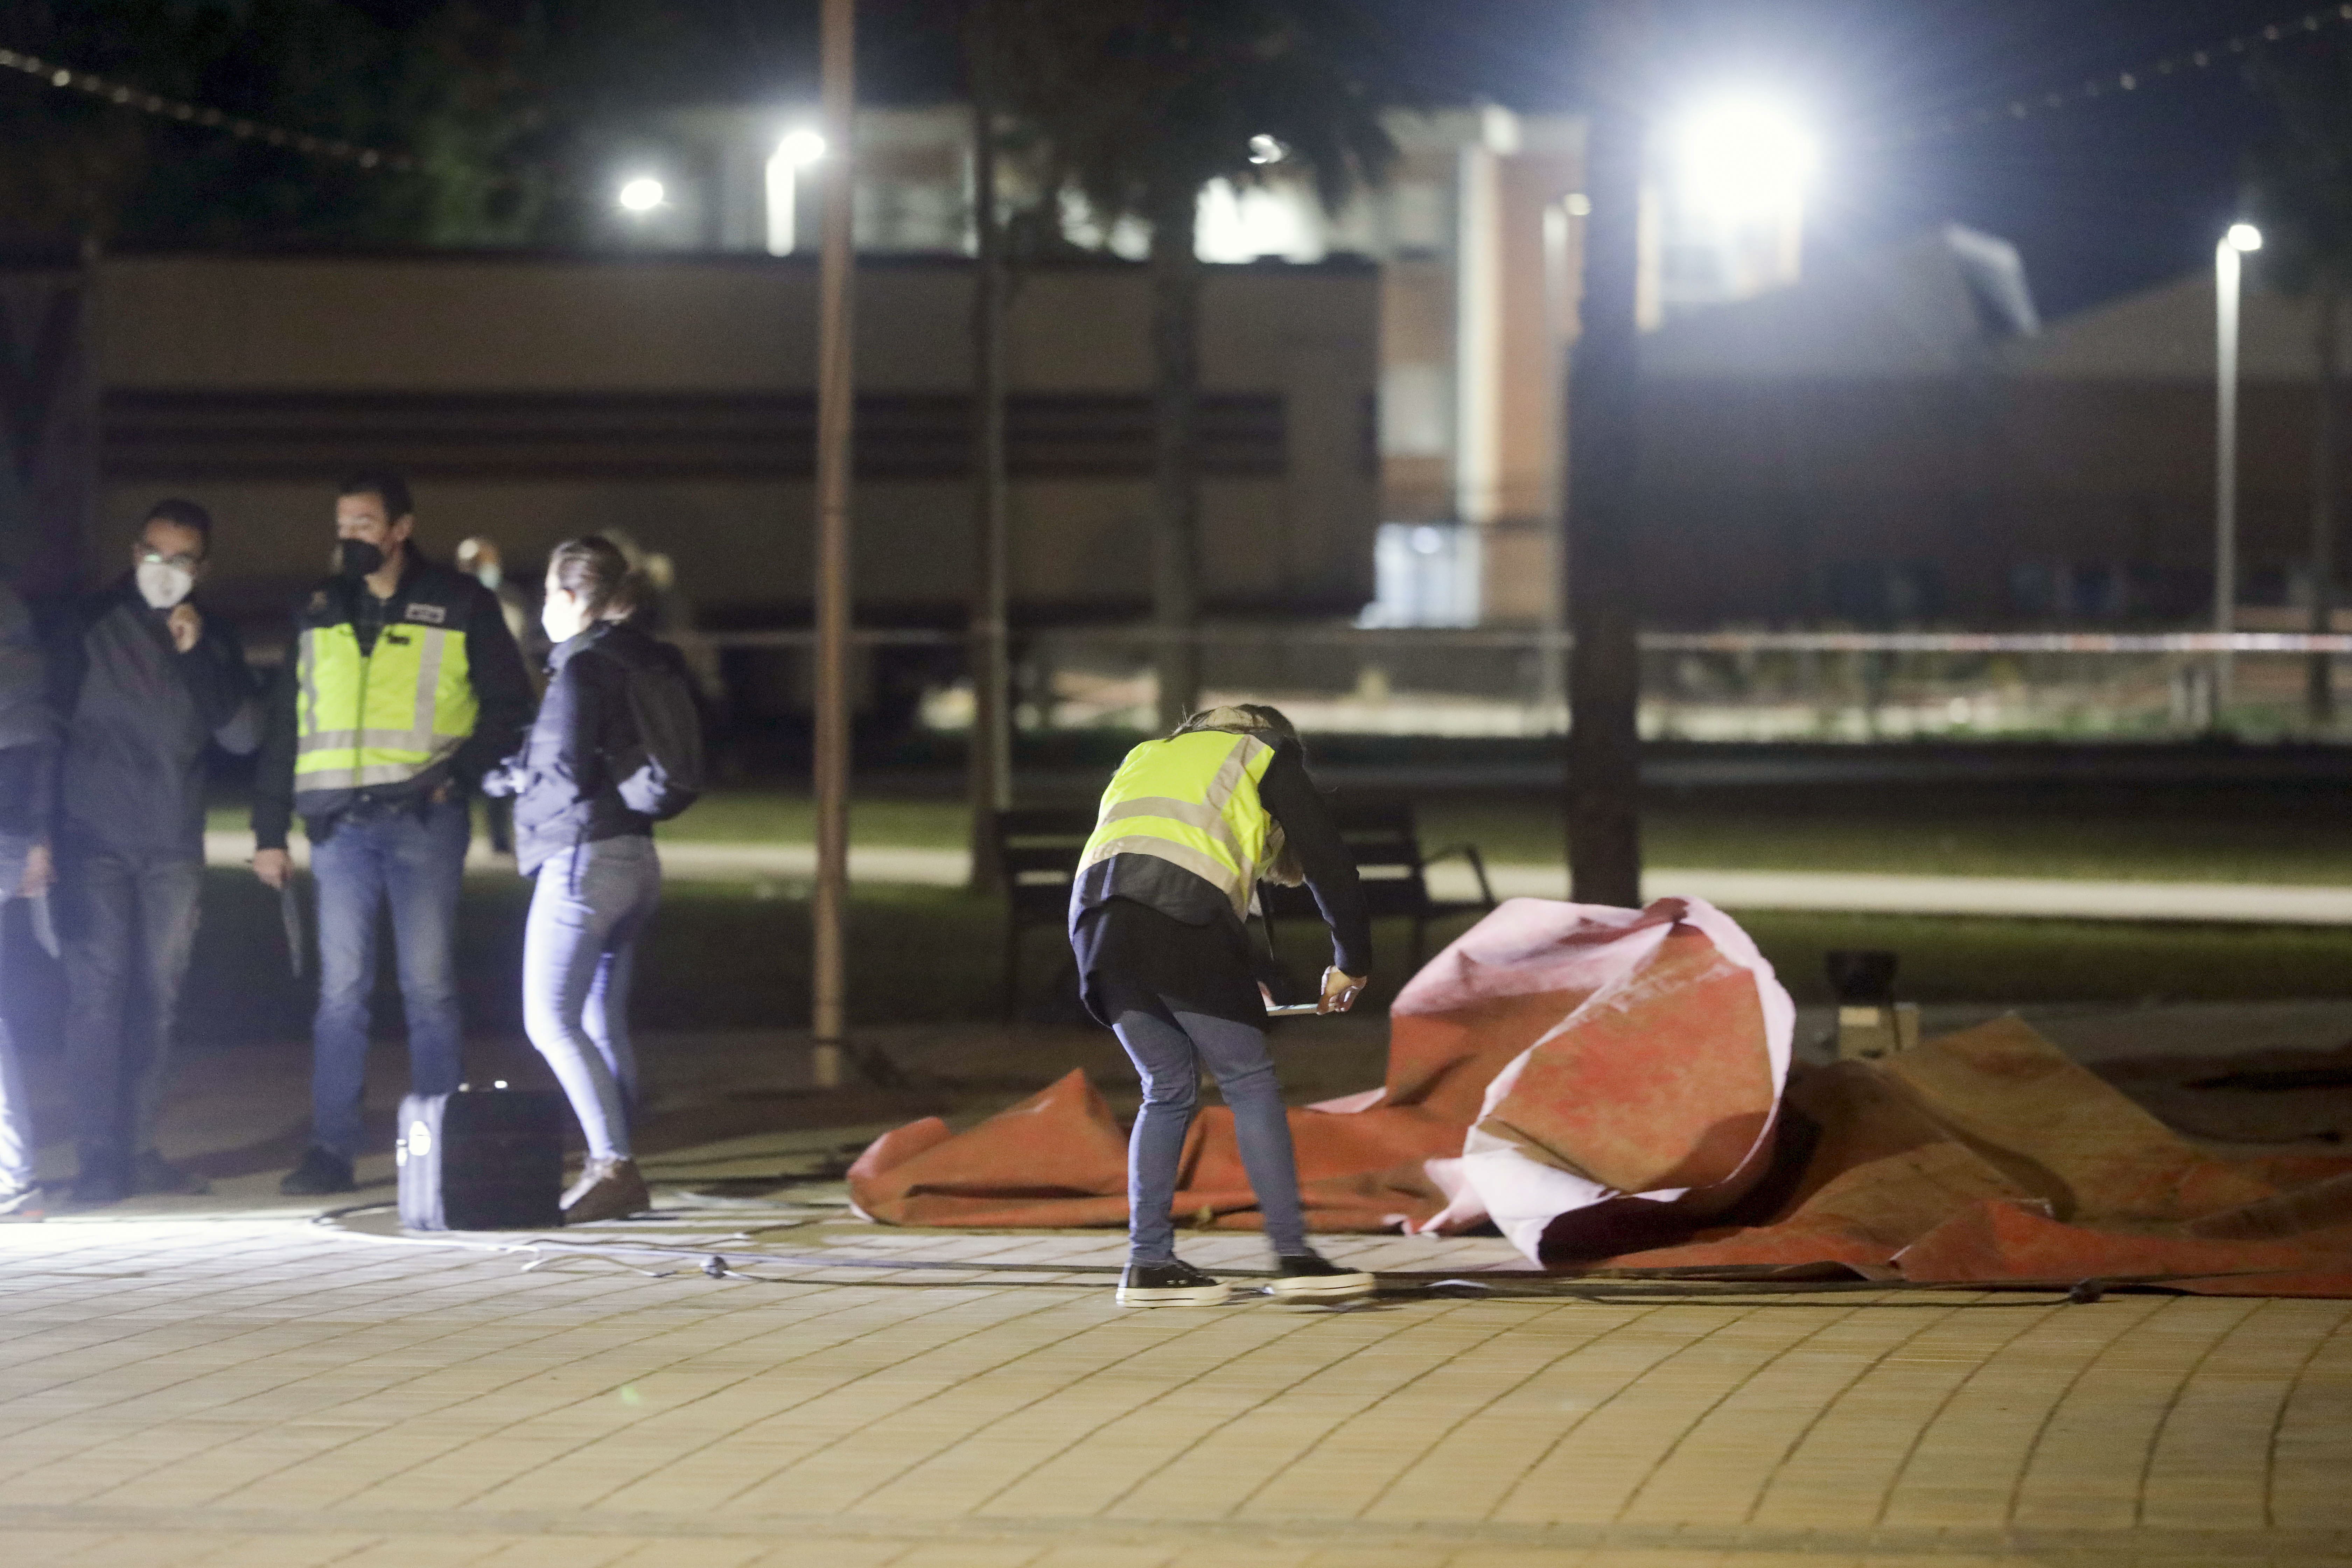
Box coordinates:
[1873,4,2352,151]
[0,45,415,172]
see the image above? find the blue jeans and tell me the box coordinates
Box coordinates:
[523,836,659,1161]
[60,848,203,1179]
[309,798,469,1159]
[0,869,31,1192]
[1103,980,1307,1263]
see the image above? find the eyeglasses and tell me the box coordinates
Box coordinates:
[136,548,203,572]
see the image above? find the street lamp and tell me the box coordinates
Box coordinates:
[616,176,665,215]
[765,128,827,256]
[2214,220,2263,722]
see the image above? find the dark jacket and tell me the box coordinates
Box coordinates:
[487,620,682,877]
[46,576,259,861]
[252,553,533,849]
[1068,740,1372,1026]
[0,579,54,873]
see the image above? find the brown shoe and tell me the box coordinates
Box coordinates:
[561,1158,649,1225]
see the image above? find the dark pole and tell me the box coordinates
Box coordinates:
[811,0,857,1085]
[967,1,1013,889]
[1150,184,1203,731]
[1562,0,1648,908]
[2309,283,2341,726]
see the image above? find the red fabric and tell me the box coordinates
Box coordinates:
[844,898,2352,1295]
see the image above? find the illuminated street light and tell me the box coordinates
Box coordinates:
[1247,133,1286,166]
[2211,220,2264,722]
[765,129,827,256]
[616,176,665,214]
[1672,99,1817,218]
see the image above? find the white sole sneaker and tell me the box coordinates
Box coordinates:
[1267,1270,1376,1303]
[1115,1280,1235,1308]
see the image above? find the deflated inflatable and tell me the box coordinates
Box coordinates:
[847,897,2352,1293]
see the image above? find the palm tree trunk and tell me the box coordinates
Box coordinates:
[1563,0,1649,908]
[966,4,1013,891]
[1149,184,1203,730]
[2309,283,2342,727]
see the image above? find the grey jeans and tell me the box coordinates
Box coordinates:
[1102,980,1307,1262]
[0,838,32,1191]
[61,848,203,1178]
[523,836,660,1162]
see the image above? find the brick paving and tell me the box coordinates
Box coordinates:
[3,1177,2349,1568]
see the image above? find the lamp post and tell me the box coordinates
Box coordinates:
[810,0,856,1087]
[2215,220,2262,723]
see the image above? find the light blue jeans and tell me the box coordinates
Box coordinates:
[310,798,470,1159]
[523,836,660,1161]
[1103,980,1307,1263]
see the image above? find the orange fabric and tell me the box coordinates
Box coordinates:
[843,899,2352,1296]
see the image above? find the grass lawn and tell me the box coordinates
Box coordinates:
[37,872,2332,1059]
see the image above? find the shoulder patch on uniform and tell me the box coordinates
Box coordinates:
[404,603,448,625]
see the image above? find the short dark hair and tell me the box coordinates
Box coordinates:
[142,498,213,555]
[337,470,414,523]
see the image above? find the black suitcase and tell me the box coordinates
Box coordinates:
[396,1086,566,1231]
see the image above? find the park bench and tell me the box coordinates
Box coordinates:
[993,799,1497,1017]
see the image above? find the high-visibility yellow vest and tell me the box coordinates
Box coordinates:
[293,617,478,800]
[1078,729,1278,919]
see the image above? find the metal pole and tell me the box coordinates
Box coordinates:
[811,0,856,1087]
[966,4,1012,891]
[2216,236,2240,724]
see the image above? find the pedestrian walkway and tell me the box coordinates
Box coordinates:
[4,1191,2348,1566]
[205,832,2352,924]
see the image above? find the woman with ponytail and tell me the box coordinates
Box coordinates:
[486,536,692,1223]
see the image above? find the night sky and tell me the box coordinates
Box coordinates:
[15,0,2339,319]
[659,0,2331,320]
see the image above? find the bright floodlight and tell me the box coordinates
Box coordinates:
[617,176,665,214]
[778,128,826,166]
[1674,99,1818,217]
[1247,133,1286,166]
[2226,222,2263,253]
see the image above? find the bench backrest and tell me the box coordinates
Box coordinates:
[994,799,1434,923]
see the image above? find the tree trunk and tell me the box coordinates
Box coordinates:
[2309,283,2342,727]
[1562,0,1648,908]
[1149,185,1203,730]
[965,4,1013,891]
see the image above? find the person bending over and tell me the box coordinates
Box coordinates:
[1070,704,1376,1307]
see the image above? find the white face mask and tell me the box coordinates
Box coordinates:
[476,564,502,591]
[541,596,581,645]
[135,561,195,610]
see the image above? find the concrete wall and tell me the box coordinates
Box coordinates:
[92,251,1379,623]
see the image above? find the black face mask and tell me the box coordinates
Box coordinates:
[337,539,386,580]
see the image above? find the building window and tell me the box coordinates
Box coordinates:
[1362,522,1481,627]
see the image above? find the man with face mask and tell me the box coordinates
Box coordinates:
[46,499,260,1204]
[251,473,531,1196]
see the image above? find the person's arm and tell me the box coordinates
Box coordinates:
[1256,745,1372,980]
[250,626,301,853]
[537,653,604,806]
[453,581,533,794]
[182,616,261,754]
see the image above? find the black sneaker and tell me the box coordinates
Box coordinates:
[1269,1252,1377,1303]
[135,1150,211,1196]
[1115,1259,1234,1308]
[279,1146,356,1196]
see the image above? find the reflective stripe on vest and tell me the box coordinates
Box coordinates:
[293,622,478,793]
[1078,730,1277,918]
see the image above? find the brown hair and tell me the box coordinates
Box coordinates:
[547,535,644,625]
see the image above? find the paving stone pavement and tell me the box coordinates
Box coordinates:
[3,1181,2350,1568]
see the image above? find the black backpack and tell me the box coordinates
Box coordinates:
[609,642,705,820]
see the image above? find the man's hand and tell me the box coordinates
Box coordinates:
[18,842,52,899]
[253,847,292,890]
[166,602,202,654]
[1318,966,1368,1015]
